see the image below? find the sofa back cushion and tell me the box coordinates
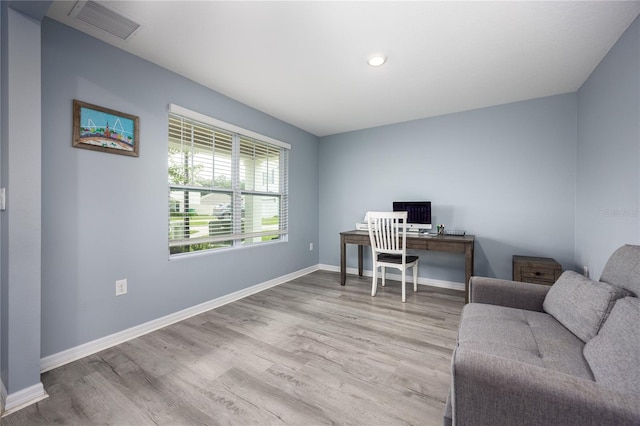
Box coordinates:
[584,297,640,394]
[543,271,629,342]
[600,244,640,296]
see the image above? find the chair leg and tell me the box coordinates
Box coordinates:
[371,265,377,297]
[401,268,407,303]
[381,266,386,287]
[413,262,418,292]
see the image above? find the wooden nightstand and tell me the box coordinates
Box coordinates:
[512,255,562,285]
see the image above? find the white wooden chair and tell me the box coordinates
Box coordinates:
[366,211,419,302]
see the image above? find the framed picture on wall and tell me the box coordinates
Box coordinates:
[72,99,140,157]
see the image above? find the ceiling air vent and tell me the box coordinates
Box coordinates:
[69,1,141,41]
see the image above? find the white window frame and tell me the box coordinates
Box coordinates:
[168,104,290,257]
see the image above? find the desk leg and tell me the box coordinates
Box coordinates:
[340,234,346,285]
[464,243,474,303]
[358,245,364,276]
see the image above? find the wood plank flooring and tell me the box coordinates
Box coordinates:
[3,270,464,426]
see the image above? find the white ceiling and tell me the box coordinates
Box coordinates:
[47,1,640,137]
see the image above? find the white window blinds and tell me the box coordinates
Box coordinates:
[168,106,289,256]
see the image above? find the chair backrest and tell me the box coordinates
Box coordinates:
[366,211,408,256]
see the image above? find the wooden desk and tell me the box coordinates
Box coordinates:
[340,230,475,302]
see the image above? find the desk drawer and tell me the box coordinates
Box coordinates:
[424,241,465,253]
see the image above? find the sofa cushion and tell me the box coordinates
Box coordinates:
[543,270,629,342]
[599,244,640,297]
[458,303,594,380]
[584,297,640,394]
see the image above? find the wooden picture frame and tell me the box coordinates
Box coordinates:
[72,100,139,157]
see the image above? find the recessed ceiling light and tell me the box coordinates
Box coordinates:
[367,55,387,67]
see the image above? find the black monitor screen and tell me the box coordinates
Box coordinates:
[392,201,432,225]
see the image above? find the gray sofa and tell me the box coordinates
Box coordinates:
[445,244,640,426]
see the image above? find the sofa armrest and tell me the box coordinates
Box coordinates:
[468,276,550,312]
[451,348,640,426]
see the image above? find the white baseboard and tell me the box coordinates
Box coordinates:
[318,263,465,291]
[1,382,48,417]
[40,263,460,375]
[40,264,320,373]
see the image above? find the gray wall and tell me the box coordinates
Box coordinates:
[41,19,319,358]
[575,16,640,280]
[1,6,43,394]
[319,94,577,283]
[1,0,6,394]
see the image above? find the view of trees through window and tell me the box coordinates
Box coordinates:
[168,112,288,255]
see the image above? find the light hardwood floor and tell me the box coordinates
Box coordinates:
[3,270,464,426]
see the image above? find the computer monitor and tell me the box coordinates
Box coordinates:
[393,201,432,230]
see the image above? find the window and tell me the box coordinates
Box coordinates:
[168,105,290,256]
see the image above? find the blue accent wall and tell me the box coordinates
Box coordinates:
[319,95,578,282]
[576,16,640,280]
[40,18,319,358]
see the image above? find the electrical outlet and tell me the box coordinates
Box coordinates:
[583,266,589,278]
[309,242,313,251]
[115,279,127,296]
